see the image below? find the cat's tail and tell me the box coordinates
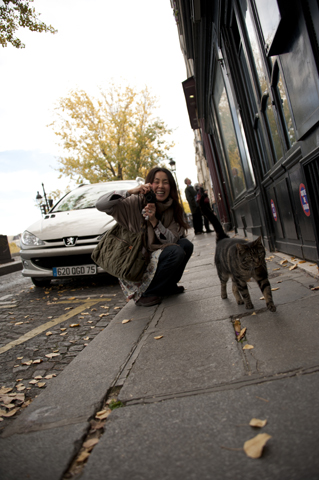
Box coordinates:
[199,201,229,242]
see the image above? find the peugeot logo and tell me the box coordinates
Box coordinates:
[64,237,77,247]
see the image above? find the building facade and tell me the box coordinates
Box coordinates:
[172,0,319,263]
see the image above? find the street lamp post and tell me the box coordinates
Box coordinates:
[35,183,53,215]
[168,158,183,208]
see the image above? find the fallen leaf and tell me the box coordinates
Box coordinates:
[37,382,46,388]
[95,408,111,420]
[22,361,32,366]
[83,438,99,450]
[0,409,7,416]
[250,418,267,428]
[82,313,89,315]
[0,387,13,394]
[260,296,264,300]
[76,451,90,463]
[272,268,280,271]
[29,380,38,385]
[243,344,254,350]
[234,320,241,334]
[2,408,19,417]
[311,286,319,291]
[60,332,67,336]
[69,323,80,327]
[47,316,53,319]
[309,264,316,267]
[237,327,247,342]
[154,335,163,340]
[251,312,256,316]
[91,308,97,311]
[122,319,131,324]
[32,359,42,364]
[17,386,26,391]
[68,297,75,300]
[243,433,271,458]
[84,337,90,340]
[15,322,23,325]
[60,328,66,331]
[65,307,73,310]
[289,265,297,271]
[99,314,109,317]
[45,353,60,358]
[34,375,42,379]
[46,331,53,336]
[271,287,279,291]
[44,374,56,379]
[114,307,121,310]
[17,356,23,360]
[280,259,288,265]
[298,260,306,264]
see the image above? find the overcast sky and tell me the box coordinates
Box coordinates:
[0,0,197,236]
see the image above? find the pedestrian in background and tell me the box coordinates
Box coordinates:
[184,178,203,235]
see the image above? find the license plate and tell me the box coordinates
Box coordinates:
[52,265,97,277]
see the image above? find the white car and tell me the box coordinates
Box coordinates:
[20,179,142,287]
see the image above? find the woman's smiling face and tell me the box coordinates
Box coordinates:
[151,171,171,202]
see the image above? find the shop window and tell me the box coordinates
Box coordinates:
[262,93,284,162]
[213,66,246,199]
[275,70,297,148]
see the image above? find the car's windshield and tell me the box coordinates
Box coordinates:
[52,181,137,212]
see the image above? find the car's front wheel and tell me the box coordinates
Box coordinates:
[31,277,52,288]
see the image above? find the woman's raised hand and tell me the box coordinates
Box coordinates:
[127,183,151,196]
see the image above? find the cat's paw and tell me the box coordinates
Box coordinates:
[245,302,254,309]
[221,293,228,299]
[267,302,276,312]
[237,299,244,305]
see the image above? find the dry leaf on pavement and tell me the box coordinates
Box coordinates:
[271,287,279,291]
[249,418,267,428]
[280,259,288,265]
[237,328,247,342]
[69,324,80,327]
[243,344,254,350]
[46,331,53,336]
[2,408,19,417]
[45,353,60,358]
[76,451,90,463]
[122,319,131,324]
[95,408,111,420]
[289,265,297,271]
[83,438,99,450]
[243,433,271,458]
[154,335,163,340]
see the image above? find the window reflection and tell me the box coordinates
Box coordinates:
[277,72,296,147]
[214,81,246,198]
[242,5,268,95]
[264,96,283,161]
[255,0,280,48]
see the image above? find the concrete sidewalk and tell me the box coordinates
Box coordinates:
[1,231,319,480]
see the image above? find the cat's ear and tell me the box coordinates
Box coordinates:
[254,236,263,245]
[236,243,248,253]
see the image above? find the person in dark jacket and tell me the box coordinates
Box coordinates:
[96,167,193,307]
[184,178,203,234]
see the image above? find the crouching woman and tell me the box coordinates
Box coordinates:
[95,167,193,307]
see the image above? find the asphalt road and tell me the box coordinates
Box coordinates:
[0,271,125,433]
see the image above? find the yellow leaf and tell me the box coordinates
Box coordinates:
[298,260,306,264]
[122,319,131,324]
[60,332,67,336]
[280,259,288,265]
[289,265,297,271]
[251,312,256,316]
[311,286,319,291]
[95,408,111,420]
[237,327,247,342]
[22,361,32,366]
[243,344,254,350]
[114,307,121,310]
[37,382,46,388]
[17,357,23,360]
[76,451,90,463]
[154,335,163,340]
[272,268,280,271]
[65,307,73,310]
[45,353,60,358]
[46,331,53,336]
[249,418,267,428]
[68,297,75,300]
[29,380,38,385]
[15,322,23,325]
[32,359,42,364]
[60,328,66,331]
[271,287,279,291]
[99,314,109,317]
[0,387,13,394]
[260,296,264,300]
[2,408,19,417]
[34,376,42,379]
[243,433,271,458]
[44,374,56,379]
[84,337,90,340]
[69,323,80,327]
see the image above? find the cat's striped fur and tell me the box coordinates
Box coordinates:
[199,199,276,312]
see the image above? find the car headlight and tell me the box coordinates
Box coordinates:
[21,231,45,246]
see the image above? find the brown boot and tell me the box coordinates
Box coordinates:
[135,295,162,307]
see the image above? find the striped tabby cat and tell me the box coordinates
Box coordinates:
[196,191,276,312]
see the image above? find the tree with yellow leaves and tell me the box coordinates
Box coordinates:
[50,84,174,184]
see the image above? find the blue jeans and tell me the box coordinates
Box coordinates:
[144,238,193,297]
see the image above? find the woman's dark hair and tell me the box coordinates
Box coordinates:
[145,167,188,230]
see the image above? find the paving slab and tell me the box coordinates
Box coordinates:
[0,422,88,480]
[119,318,245,402]
[239,296,319,376]
[82,373,319,480]
[2,305,154,437]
